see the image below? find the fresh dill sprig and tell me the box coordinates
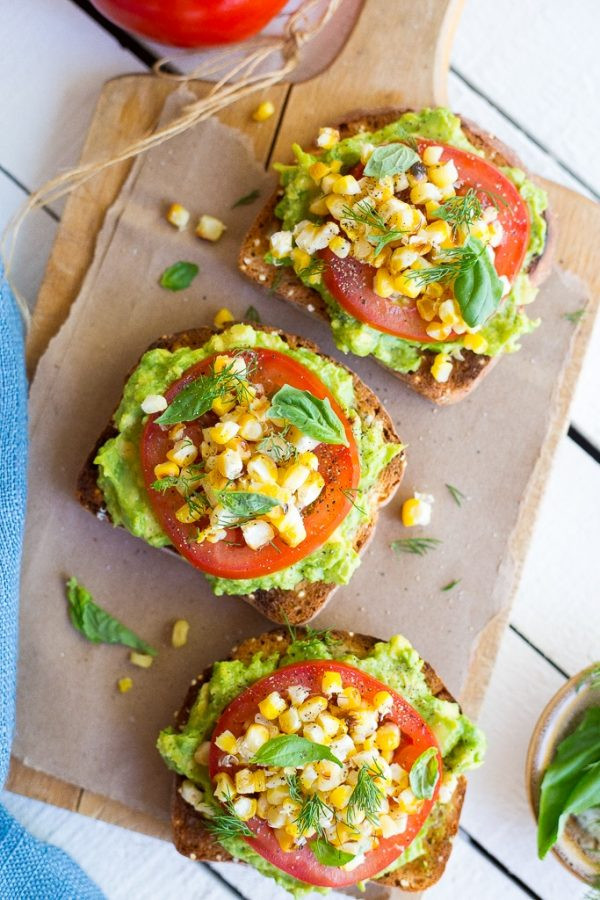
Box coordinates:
[258,432,298,463]
[284,618,339,650]
[341,201,405,256]
[442,579,461,592]
[286,773,303,804]
[563,307,587,324]
[151,464,207,516]
[299,257,328,280]
[341,487,367,516]
[207,797,254,840]
[347,764,384,825]
[445,483,467,507]
[434,188,483,234]
[391,537,442,557]
[405,243,478,287]
[295,792,331,836]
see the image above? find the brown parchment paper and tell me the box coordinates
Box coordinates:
[15,91,585,823]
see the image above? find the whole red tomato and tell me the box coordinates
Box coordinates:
[91,0,289,48]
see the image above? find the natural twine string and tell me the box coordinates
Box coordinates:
[2,0,342,326]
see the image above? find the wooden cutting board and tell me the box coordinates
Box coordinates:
[10,0,600,853]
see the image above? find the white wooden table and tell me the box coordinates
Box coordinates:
[1,1,599,898]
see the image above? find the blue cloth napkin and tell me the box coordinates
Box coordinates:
[0,272,103,898]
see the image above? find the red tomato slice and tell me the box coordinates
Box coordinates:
[322,139,531,343]
[209,660,441,888]
[140,349,360,580]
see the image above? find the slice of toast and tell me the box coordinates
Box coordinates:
[239,108,554,405]
[170,627,467,893]
[77,325,405,625]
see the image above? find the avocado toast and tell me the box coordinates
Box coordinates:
[77,323,405,624]
[240,107,553,404]
[158,627,485,894]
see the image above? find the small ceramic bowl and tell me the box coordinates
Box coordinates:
[526,663,600,885]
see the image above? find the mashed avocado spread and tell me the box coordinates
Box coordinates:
[94,324,401,595]
[269,107,547,374]
[157,632,486,896]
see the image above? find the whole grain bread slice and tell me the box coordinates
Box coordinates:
[77,325,405,625]
[239,108,554,405]
[170,627,467,893]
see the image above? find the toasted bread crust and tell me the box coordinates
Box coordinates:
[77,325,405,624]
[170,628,467,891]
[239,108,553,405]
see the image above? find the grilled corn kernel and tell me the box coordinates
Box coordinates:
[259,691,287,720]
[197,214,226,242]
[214,772,236,802]
[269,229,293,258]
[373,268,395,299]
[401,494,433,527]
[209,420,239,445]
[236,768,266,794]
[422,145,444,166]
[337,686,362,711]
[279,706,302,734]
[213,307,234,328]
[298,696,328,723]
[423,220,452,245]
[429,160,458,188]
[247,454,278,485]
[308,195,329,216]
[129,651,153,668]
[237,413,263,441]
[215,730,237,754]
[438,299,460,326]
[416,297,438,322]
[397,788,421,814]
[389,247,418,274]
[244,723,270,753]
[373,691,393,714]
[193,742,211,766]
[141,393,167,415]
[211,392,236,416]
[425,320,452,341]
[309,161,331,182]
[233,797,258,821]
[276,504,306,548]
[324,194,348,219]
[332,174,361,196]
[165,202,190,230]
[279,463,310,493]
[394,273,422,299]
[425,200,442,219]
[431,352,453,383]
[299,765,318,792]
[463,332,489,354]
[171,619,190,648]
[216,448,243,479]
[252,100,275,122]
[241,519,275,551]
[329,784,353,810]
[329,235,351,258]
[322,671,343,694]
[376,722,401,751]
[275,828,295,852]
[167,439,198,467]
[175,502,202,524]
[154,461,179,480]
[410,182,442,205]
[318,712,341,738]
[297,451,318,471]
[317,127,340,149]
[117,677,133,693]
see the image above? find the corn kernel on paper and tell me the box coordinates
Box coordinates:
[15,90,584,833]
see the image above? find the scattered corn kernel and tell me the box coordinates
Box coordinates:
[213,307,234,328]
[171,619,190,648]
[431,352,453,383]
[196,214,226,242]
[141,394,167,415]
[316,127,340,149]
[165,202,190,230]
[252,100,275,122]
[117,677,133,693]
[130,651,153,669]
[154,461,179,480]
[401,492,434,527]
[259,691,287,720]
[463,332,489,354]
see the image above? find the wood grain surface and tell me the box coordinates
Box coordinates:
[8,0,600,887]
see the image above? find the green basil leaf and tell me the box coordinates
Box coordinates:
[364,144,420,179]
[409,746,440,799]
[159,261,199,291]
[453,236,503,327]
[66,577,156,655]
[232,189,261,208]
[218,491,279,519]
[268,385,348,446]
[156,377,219,425]
[243,305,261,322]
[310,837,355,867]
[251,734,343,768]
[537,707,600,858]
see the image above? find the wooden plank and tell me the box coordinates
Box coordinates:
[512,436,600,674]
[461,629,588,899]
